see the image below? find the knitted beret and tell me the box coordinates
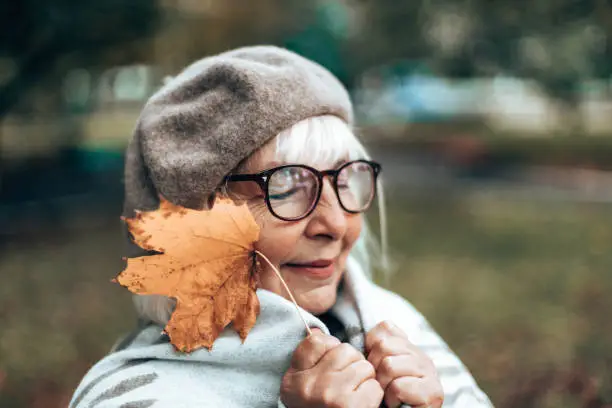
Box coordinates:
[123,45,354,217]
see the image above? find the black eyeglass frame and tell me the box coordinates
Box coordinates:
[224,159,382,221]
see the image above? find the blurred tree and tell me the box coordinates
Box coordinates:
[284,1,352,86]
[0,0,318,194]
[0,0,160,117]
[346,0,428,75]
[152,0,316,73]
[348,0,612,101]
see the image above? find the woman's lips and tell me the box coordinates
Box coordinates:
[283,260,335,279]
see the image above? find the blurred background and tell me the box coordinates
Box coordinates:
[1,1,612,407]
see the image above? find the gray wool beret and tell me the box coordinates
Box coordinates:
[123,45,354,217]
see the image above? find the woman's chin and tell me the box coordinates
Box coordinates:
[296,288,338,315]
[259,266,344,314]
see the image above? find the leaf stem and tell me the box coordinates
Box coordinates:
[254,250,312,336]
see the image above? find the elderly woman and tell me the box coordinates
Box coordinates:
[70,46,493,408]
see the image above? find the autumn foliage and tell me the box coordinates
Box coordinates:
[114,197,261,352]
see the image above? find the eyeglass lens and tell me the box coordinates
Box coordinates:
[338,161,375,212]
[267,162,375,220]
[268,167,320,219]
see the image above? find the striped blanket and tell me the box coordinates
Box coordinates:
[70,259,494,408]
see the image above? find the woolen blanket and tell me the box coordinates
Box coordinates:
[70,259,493,408]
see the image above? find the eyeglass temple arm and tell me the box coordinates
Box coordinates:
[225,174,262,182]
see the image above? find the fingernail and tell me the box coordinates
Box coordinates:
[309,328,324,336]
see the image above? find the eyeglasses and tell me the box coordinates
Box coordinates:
[224,160,381,221]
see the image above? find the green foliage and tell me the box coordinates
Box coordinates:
[0,0,158,54]
[349,0,612,95]
[0,0,160,116]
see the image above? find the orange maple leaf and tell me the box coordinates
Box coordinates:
[114,197,261,352]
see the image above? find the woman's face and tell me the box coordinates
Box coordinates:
[230,139,363,315]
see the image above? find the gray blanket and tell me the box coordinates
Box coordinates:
[70,260,494,408]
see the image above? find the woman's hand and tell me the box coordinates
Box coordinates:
[280,329,384,408]
[366,321,444,408]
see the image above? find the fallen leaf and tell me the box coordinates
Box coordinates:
[114,197,261,352]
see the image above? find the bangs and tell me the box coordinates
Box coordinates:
[274,115,368,167]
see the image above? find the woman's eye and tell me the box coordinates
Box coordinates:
[337,176,350,189]
[269,188,298,200]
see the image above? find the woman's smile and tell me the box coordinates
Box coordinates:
[282,259,336,280]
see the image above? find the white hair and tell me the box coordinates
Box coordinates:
[133,115,389,325]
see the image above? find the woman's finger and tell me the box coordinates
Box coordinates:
[384,376,444,408]
[352,378,385,408]
[337,359,377,390]
[367,335,414,371]
[376,354,425,391]
[365,320,408,352]
[317,342,365,371]
[290,329,340,371]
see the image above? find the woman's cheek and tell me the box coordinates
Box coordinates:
[345,215,363,248]
[247,200,270,223]
[252,220,295,266]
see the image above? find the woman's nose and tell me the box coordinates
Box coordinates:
[305,180,347,240]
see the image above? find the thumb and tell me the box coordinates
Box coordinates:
[291,328,341,371]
